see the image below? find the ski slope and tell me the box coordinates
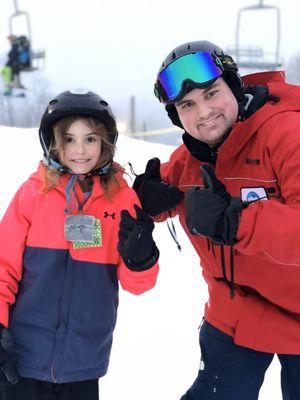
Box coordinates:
[0,126,281,399]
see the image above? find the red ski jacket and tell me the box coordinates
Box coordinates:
[0,162,158,382]
[159,71,300,354]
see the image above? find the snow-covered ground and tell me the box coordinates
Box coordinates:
[0,126,281,399]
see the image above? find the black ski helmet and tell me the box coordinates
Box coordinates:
[154,41,246,128]
[39,90,118,173]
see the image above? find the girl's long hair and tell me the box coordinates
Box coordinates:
[42,115,120,198]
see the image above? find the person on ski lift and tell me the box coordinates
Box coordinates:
[6,35,23,87]
[133,40,300,399]
[1,35,30,93]
[6,35,20,71]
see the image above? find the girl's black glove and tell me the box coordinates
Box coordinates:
[185,165,247,245]
[118,204,159,271]
[133,158,184,217]
[0,325,20,385]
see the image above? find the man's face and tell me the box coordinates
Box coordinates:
[174,78,239,146]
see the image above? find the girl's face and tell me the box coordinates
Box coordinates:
[59,119,102,174]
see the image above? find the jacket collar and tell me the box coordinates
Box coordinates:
[33,161,127,199]
[182,131,231,165]
[222,78,300,159]
[242,70,286,86]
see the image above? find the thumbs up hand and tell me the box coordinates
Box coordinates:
[132,158,184,217]
[185,165,246,245]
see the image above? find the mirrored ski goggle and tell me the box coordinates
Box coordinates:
[154,51,223,104]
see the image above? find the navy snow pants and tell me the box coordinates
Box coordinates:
[181,320,300,400]
[0,377,99,400]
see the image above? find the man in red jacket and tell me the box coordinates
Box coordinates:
[133,40,300,399]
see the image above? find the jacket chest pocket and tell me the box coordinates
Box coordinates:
[225,177,283,204]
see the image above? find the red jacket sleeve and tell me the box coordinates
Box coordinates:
[117,189,159,294]
[236,115,300,265]
[117,261,159,295]
[0,181,35,327]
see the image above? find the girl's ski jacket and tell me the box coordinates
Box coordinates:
[0,163,158,382]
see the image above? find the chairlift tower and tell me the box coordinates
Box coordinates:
[228,0,282,71]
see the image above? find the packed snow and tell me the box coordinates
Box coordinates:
[0,126,281,399]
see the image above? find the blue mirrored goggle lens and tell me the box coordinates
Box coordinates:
[157,52,223,102]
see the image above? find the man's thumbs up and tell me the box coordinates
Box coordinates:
[185,164,246,245]
[132,158,184,217]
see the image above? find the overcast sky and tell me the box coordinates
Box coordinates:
[1,0,299,130]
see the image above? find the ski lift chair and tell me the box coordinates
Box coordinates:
[9,5,46,72]
[228,0,282,70]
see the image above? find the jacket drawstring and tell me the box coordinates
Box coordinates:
[167,211,182,251]
[128,161,137,177]
[220,244,235,299]
[229,246,235,299]
[206,238,210,252]
[211,240,216,258]
[220,245,228,281]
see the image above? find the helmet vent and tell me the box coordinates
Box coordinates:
[49,99,58,105]
[172,52,176,60]
[99,100,108,106]
[187,45,191,50]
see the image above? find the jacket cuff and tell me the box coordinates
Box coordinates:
[123,246,160,272]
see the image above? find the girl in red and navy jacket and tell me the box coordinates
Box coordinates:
[0,90,159,400]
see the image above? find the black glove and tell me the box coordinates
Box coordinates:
[132,157,184,217]
[0,325,20,385]
[118,204,159,271]
[185,165,246,245]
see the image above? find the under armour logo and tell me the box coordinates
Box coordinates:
[104,211,116,219]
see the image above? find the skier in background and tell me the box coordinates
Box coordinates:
[1,35,30,95]
[134,40,300,399]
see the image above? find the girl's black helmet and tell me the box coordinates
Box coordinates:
[39,90,118,160]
